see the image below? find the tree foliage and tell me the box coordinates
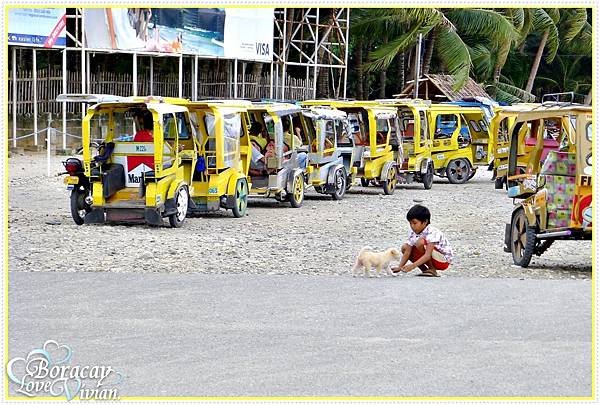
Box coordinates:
[348,7,592,103]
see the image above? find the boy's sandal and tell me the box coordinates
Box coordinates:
[417,270,439,277]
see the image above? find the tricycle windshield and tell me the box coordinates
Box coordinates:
[89,112,111,143]
[435,114,458,138]
[375,118,389,147]
[163,113,178,140]
[263,113,284,160]
[204,112,217,152]
[223,113,242,168]
[308,118,336,152]
[323,120,336,152]
[336,119,351,147]
[109,110,137,142]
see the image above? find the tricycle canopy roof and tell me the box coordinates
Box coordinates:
[301,107,348,120]
[57,93,129,104]
[376,98,432,108]
[247,101,302,116]
[301,99,397,120]
[91,101,189,115]
[503,104,591,123]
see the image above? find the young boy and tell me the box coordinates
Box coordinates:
[392,204,454,277]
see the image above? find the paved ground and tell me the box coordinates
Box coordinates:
[8,271,592,398]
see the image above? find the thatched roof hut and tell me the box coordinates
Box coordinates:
[396,74,490,101]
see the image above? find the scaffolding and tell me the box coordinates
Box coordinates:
[272,8,350,100]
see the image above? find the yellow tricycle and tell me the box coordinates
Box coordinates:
[300,106,358,199]
[302,100,401,194]
[427,100,496,184]
[503,101,592,267]
[179,99,253,218]
[245,101,307,207]
[58,94,194,227]
[378,98,434,189]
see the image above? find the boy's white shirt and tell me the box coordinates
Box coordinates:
[406,224,454,263]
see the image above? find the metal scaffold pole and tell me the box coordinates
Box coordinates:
[62,48,67,150]
[133,53,138,96]
[12,47,17,148]
[343,8,350,99]
[150,56,154,96]
[178,54,183,98]
[33,49,38,146]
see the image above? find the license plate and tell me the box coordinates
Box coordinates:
[64,176,79,185]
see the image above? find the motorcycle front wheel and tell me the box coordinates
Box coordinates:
[70,188,91,225]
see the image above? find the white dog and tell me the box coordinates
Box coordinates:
[351,246,402,277]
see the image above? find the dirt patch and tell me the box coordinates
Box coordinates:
[7,153,591,279]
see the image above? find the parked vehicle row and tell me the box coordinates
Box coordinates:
[56,92,592,270]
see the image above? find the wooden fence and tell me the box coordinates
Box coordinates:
[8,68,313,116]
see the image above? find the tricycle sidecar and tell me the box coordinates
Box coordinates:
[246,101,307,207]
[300,106,358,200]
[302,100,402,195]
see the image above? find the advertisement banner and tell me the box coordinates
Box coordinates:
[223,8,273,61]
[84,8,273,62]
[8,8,67,48]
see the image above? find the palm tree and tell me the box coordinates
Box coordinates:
[523,8,560,94]
[352,8,517,93]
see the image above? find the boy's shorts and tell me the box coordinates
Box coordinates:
[410,240,450,270]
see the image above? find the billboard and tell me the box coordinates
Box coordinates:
[8,8,67,48]
[84,8,274,62]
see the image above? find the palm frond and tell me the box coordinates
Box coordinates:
[573,82,591,94]
[560,8,588,43]
[499,74,515,86]
[469,44,493,79]
[506,8,524,31]
[496,81,536,102]
[365,23,432,72]
[517,8,534,46]
[544,8,561,24]
[446,8,518,47]
[560,22,591,55]
[435,27,472,90]
[351,9,442,43]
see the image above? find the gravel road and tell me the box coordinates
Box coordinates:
[7,153,592,279]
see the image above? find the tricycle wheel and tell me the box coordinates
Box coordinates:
[168,186,189,228]
[422,163,434,190]
[510,208,536,267]
[360,177,370,187]
[288,173,304,208]
[70,189,91,225]
[331,168,346,200]
[232,178,249,218]
[382,165,397,195]
[446,158,471,184]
